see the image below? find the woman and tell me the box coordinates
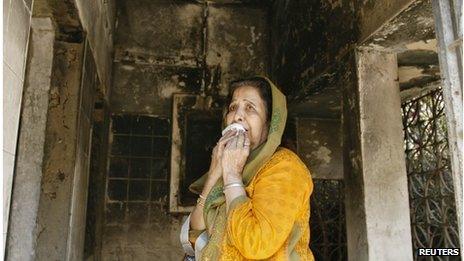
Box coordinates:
[180,76,314,260]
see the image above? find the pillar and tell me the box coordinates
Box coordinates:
[6,18,55,260]
[35,39,84,260]
[342,48,413,260]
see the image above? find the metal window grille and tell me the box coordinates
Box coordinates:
[402,88,461,260]
[105,114,171,225]
[309,179,347,260]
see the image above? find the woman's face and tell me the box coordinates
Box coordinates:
[226,85,269,150]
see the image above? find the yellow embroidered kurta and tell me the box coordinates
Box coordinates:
[220,147,314,260]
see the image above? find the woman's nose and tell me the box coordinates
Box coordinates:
[233,107,245,122]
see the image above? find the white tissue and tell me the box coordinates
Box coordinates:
[221,123,246,136]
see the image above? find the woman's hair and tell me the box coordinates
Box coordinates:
[226,77,273,123]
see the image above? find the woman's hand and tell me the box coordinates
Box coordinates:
[190,129,240,231]
[222,131,251,182]
[208,129,239,180]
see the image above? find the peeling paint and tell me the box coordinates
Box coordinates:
[298,118,342,179]
[311,146,332,165]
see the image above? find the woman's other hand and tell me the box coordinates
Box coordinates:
[222,131,251,182]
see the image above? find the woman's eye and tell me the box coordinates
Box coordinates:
[246,105,254,111]
[229,105,236,111]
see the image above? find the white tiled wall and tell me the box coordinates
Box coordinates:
[3,0,33,253]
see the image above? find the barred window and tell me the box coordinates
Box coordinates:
[106,114,170,224]
[310,179,347,260]
[402,88,461,259]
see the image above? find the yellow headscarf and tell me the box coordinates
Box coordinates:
[189,76,287,260]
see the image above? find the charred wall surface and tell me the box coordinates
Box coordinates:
[270,0,356,106]
[110,1,269,115]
